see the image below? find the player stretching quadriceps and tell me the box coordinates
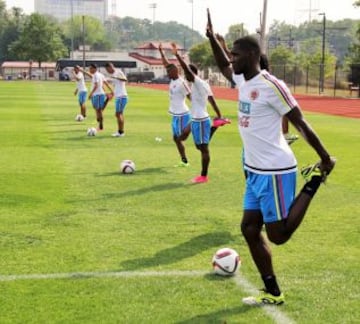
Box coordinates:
[158,43,191,167]
[171,42,230,183]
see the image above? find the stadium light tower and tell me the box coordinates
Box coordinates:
[259,0,268,53]
[319,12,326,92]
[188,0,194,46]
[149,3,157,38]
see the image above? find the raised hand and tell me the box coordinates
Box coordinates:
[171,42,178,56]
[206,8,214,38]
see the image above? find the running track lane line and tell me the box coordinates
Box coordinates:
[0,270,295,324]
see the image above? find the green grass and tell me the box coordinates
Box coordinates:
[0,81,359,323]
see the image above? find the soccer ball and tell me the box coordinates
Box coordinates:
[212,248,240,276]
[75,114,84,122]
[120,160,135,174]
[87,127,97,136]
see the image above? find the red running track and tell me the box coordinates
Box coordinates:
[131,83,360,119]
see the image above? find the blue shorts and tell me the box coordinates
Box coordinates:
[172,113,191,137]
[244,171,297,224]
[191,118,211,145]
[115,97,128,113]
[91,94,106,110]
[78,91,87,105]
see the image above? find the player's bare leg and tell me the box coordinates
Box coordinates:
[81,103,86,118]
[192,144,210,183]
[116,112,124,134]
[96,109,103,130]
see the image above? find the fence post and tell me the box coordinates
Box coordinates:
[306,65,309,94]
[333,63,338,97]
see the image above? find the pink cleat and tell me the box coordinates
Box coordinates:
[213,117,231,128]
[191,175,209,184]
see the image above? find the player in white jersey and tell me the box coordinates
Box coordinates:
[171,43,229,184]
[159,43,191,167]
[105,62,128,137]
[81,64,114,131]
[72,66,87,118]
[207,14,336,306]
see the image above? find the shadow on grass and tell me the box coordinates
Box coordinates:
[120,231,234,271]
[176,306,250,324]
[103,181,185,198]
[97,167,169,177]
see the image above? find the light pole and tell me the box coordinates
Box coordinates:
[70,0,74,59]
[318,12,326,93]
[188,0,194,46]
[82,15,86,70]
[259,0,268,53]
[149,3,157,38]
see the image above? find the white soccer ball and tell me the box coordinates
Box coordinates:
[212,248,240,276]
[87,127,97,136]
[75,114,84,122]
[120,160,136,174]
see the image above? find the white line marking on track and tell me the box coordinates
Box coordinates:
[0,270,295,324]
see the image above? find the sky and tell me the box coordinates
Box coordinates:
[4,0,360,35]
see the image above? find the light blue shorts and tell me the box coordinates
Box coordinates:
[115,97,128,113]
[91,94,106,110]
[171,113,191,137]
[244,171,297,224]
[78,91,87,105]
[191,118,211,145]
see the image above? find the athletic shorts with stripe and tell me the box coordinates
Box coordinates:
[115,97,128,113]
[91,94,106,110]
[191,117,211,145]
[78,91,87,105]
[244,171,296,223]
[171,113,191,137]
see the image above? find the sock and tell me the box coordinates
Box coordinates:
[119,130,124,134]
[262,275,281,296]
[182,157,188,164]
[301,176,322,198]
[201,171,207,177]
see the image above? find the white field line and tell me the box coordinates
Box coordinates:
[0,270,295,324]
[234,275,295,324]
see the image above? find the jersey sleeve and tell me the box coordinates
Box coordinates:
[265,76,298,116]
[232,73,245,88]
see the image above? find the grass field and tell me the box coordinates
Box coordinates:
[0,81,359,324]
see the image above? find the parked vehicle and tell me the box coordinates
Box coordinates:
[126,71,155,83]
[151,75,170,84]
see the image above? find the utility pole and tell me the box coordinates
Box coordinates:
[187,0,194,46]
[70,0,74,59]
[149,3,157,38]
[259,0,268,53]
[319,12,326,93]
[82,15,86,70]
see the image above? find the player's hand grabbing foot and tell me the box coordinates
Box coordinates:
[319,156,336,181]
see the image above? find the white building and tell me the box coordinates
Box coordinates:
[34,0,108,23]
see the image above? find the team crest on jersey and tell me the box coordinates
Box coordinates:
[249,89,259,101]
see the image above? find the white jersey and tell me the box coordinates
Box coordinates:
[235,70,298,175]
[108,69,127,97]
[190,76,212,119]
[75,71,87,92]
[91,71,105,96]
[168,77,190,115]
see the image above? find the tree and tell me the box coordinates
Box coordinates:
[225,24,248,43]
[9,13,67,66]
[188,41,215,70]
[63,15,107,51]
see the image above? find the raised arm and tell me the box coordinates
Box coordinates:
[78,66,92,78]
[216,33,232,59]
[103,78,114,94]
[206,8,233,83]
[171,43,194,82]
[158,43,170,67]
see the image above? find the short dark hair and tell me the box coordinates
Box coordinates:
[260,54,269,71]
[89,63,97,69]
[105,62,113,68]
[189,63,198,75]
[166,63,176,71]
[233,36,261,56]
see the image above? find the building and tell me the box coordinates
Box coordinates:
[34,0,108,23]
[1,61,56,80]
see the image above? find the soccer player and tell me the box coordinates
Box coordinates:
[104,62,128,137]
[207,15,336,305]
[158,43,191,167]
[80,64,114,131]
[170,43,228,183]
[72,65,87,118]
